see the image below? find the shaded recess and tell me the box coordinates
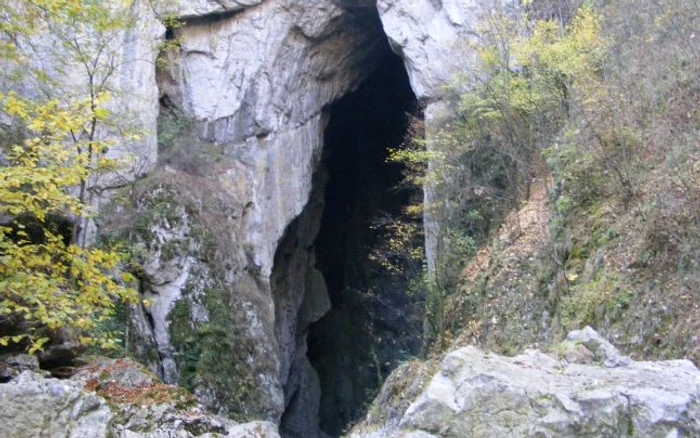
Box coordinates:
[308,47,421,436]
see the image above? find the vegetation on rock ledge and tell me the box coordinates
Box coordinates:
[385,0,698,363]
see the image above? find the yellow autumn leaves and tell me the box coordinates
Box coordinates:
[0,1,139,353]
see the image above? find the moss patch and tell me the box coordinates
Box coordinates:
[168,286,259,422]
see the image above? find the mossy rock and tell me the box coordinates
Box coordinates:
[168,286,260,422]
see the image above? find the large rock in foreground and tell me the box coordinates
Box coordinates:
[0,371,112,438]
[0,358,280,438]
[351,327,700,437]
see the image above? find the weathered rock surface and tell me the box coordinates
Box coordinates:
[109,172,283,421]
[378,0,481,99]
[1,0,164,246]
[157,0,263,19]
[134,0,387,428]
[130,0,491,432]
[0,353,40,376]
[270,170,328,437]
[378,0,489,271]
[350,328,700,437]
[2,0,163,168]
[160,0,384,277]
[0,358,280,438]
[0,371,113,438]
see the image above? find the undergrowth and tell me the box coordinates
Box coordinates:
[394,0,699,364]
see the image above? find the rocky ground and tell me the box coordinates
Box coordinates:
[0,356,278,438]
[349,327,700,437]
[4,326,698,438]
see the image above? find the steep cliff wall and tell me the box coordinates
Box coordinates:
[0,0,486,431]
[378,0,486,274]
[123,0,488,433]
[126,0,391,429]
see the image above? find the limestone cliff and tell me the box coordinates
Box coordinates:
[123,0,392,432]
[115,0,496,434]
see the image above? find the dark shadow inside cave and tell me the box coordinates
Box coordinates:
[307,46,421,437]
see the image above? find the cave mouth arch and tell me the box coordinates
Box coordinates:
[272,18,422,437]
[307,45,422,436]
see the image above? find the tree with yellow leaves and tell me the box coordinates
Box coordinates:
[0,0,142,353]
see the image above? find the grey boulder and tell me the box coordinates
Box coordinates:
[0,359,281,438]
[351,328,700,437]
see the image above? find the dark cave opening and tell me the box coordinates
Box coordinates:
[307,46,421,436]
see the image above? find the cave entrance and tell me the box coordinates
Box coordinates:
[307,46,421,436]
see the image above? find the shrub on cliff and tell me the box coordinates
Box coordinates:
[430,0,699,360]
[386,3,608,345]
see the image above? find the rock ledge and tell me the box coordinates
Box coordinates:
[351,327,700,437]
[0,358,280,438]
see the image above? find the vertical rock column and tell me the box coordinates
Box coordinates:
[145,0,387,423]
[377,0,482,275]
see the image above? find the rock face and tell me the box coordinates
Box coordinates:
[1,0,164,246]
[0,359,280,438]
[2,0,163,169]
[270,170,329,437]
[108,171,284,421]
[378,0,481,99]
[129,0,389,429]
[129,0,493,432]
[350,328,700,437]
[0,371,113,438]
[159,0,263,18]
[159,0,384,278]
[378,0,487,273]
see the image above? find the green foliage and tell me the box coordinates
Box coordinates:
[369,220,424,276]
[546,136,606,206]
[157,107,192,153]
[0,93,137,352]
[131,188,184,241]
[438,227,477,286]
[392,0,700,363]
[445,4,605,247]
[157,107,226,176]
[560,272,623,329]
[168,286,259,421]
[385,4,609,345]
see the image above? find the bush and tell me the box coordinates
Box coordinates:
[157,107,226,176]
